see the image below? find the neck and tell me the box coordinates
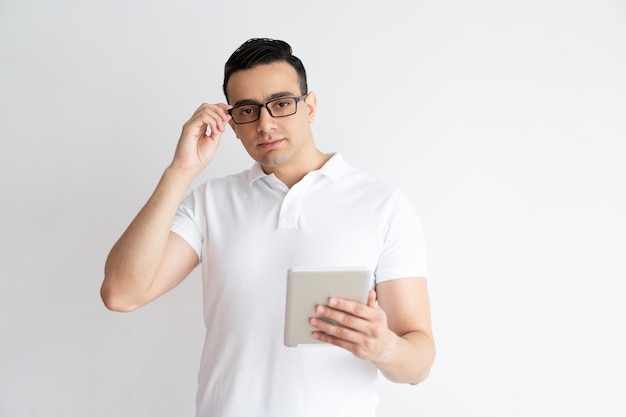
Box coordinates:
[264,149,330,188]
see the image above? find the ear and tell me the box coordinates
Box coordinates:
[304,91,317,123]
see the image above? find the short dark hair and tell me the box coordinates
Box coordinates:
[223,38,308,102]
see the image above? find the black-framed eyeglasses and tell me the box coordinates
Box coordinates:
[228,94,307,124]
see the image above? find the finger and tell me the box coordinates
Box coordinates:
[189,103,231,135]
[327,296,375,321]
[216,102,233,117]
[309,316,361,343]
[191,102,230,119]
[310,328,355,351]
[367,290,377,308]
[200,109,228,134]
[191,114,225,141]
[205,103,232,132]
[314,304,368,333]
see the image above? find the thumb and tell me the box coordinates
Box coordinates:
[367,290,377,308]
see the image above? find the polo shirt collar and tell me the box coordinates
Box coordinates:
[318,152,350,181]
[246,152,350,185]
[247,163,270,184]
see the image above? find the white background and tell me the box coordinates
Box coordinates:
[1,1,625,416]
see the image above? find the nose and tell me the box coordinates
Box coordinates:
[256,105,277,132]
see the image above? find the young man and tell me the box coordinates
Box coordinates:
[101,38,434,417]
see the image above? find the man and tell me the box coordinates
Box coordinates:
[101,38,434,417]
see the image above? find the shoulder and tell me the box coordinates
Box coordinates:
[337,159,406,201]
[178,169,254,212]
[192,168,254,194]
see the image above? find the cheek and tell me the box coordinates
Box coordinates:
[233,125,254,142]
[236,132,258,153]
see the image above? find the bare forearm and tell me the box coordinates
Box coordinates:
[101,103,230,311]
[101,167,195,310]
[373,330,435,385]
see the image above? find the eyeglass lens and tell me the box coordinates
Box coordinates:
[231,97,299,124]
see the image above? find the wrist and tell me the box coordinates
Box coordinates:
[163,164,200,187]
[372,329,400,366]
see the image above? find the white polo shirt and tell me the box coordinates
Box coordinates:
[172,153,427,417]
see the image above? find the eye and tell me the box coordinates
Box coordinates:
[237,106,258,117]
[268,98,294,114]
[275,100,291,109]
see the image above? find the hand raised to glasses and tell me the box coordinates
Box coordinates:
[171,103,232,178]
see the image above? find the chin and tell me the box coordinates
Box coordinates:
[256,153,290,169]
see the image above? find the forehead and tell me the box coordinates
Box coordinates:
[226,61,300,103]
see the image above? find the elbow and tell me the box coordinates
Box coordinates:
[100,281,141,313]
[402,336,436,385]
[409,345,436,385]
[408,367,432,386]
[386,365,432,386]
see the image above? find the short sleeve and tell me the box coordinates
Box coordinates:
[374,190,427,283]
[171,188,204,261]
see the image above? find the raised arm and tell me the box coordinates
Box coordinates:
[101,103,232,312]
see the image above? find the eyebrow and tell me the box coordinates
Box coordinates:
[232,91,297,107]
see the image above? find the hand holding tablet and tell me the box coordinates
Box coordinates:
[283,268,372,347]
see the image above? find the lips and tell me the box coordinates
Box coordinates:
[257,138,284,150]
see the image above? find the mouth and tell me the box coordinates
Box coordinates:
[257,138,285,150]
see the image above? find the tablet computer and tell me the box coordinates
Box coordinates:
[284,268,372,347]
